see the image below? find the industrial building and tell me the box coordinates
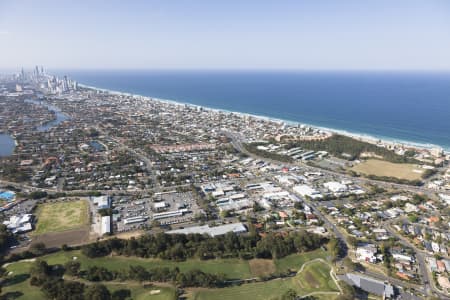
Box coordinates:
[101,216,111,235]
[92,195,111,210]
[167,222,247,237]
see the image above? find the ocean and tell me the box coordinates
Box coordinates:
[55,70,450,150]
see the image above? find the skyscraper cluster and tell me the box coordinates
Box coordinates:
[46,75,78,94]
[16,66,78,94]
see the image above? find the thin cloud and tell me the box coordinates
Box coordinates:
[0,30,10,35]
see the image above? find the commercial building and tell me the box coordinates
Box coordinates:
[3,214,33,234]
[324,181,348,193]
[167,222,247,237]
[153,209,189,220]
[340,273,395,299]
[293,185,322,199]
[123,216,148,225]
[154,201,168,212]
[101,216,111,235]
[92,196,111,210]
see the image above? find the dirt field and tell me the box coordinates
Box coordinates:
[249,259,276,277]
[303,271,320,288]
[34,199,89,235]
[113,230,145,240]
[31,227,90,248]
[351,159,422,180]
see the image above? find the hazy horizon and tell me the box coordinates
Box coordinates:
[1,0,450,71]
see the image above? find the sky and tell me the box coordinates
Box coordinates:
[1,0,450,70]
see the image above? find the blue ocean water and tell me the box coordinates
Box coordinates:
[57,70,450,150]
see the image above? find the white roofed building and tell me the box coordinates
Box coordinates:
[101,216,111,235]
[92,196,111,210]
[293,185,322,199]
[167,222,247,237]
[324,181,348,193]
[3,214,33,234]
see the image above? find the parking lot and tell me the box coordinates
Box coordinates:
[113,191,203,232]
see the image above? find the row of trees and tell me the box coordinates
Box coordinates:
[82,231,327,261]
[366,174,422,186]
[74,263,226,288]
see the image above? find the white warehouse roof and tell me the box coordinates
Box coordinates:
[101,216,111,234]
[167,222,247,237]
[324,181,348,193]
[293,185,322,199]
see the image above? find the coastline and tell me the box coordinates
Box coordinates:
[78,83,448,154]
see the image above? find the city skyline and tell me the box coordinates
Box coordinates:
[1,0,450,70]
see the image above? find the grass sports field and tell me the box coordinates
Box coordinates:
[1,249,330,299]
[189,260,339,300]
[351,159,422,180]
[34,199,89,234]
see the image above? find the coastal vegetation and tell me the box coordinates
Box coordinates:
[286,134,417,163]
[243,143,293,163]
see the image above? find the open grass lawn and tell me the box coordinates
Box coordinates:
[34,199,89,234]
[0,273,176,300]
[351,159,422,180]
[190,277,300,300]
[106,283,177,300]
[274,249,328,273]
[2,249,333,299]
[2,258,177,300]
[294,261,338,293]
[41,249,326,280]
[1,274,44,300]
[190,260,339,300]
[6,250,252,280]
[249,259,276,277]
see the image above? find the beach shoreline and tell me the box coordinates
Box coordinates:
[78,83,448,154]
